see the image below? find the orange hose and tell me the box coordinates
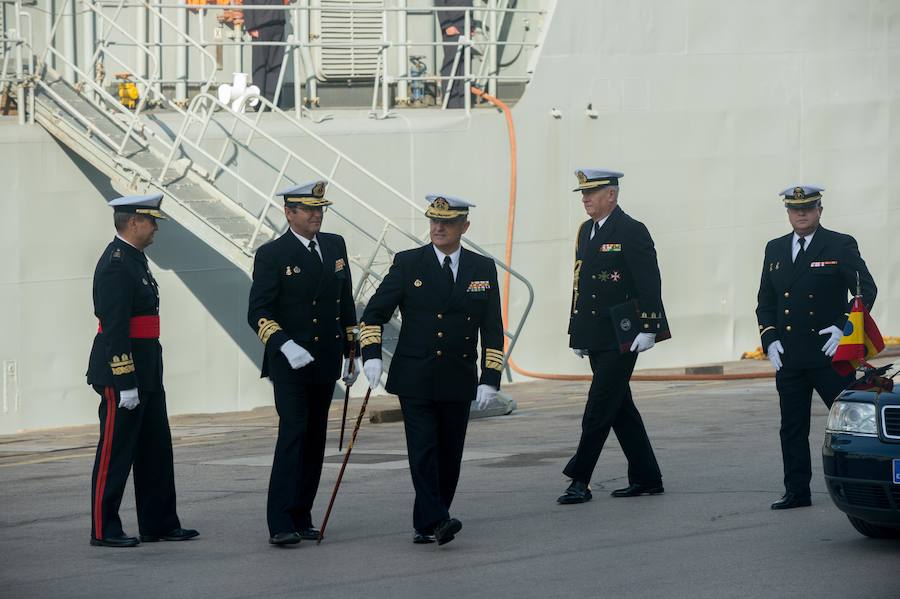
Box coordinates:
[472,86,593,381]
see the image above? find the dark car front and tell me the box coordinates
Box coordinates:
[823,379,900,536]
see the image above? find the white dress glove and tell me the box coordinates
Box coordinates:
[118,388,140,410]
[475,384,499,410]
[363,358,383,390]
[280,340,315,369]
[572,349,587,359]
[818,325,843,357]
[767,340,784,371]
[630,332,656,353]
[341,357,361,386]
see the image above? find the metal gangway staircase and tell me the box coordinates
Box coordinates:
[3,0,535,389]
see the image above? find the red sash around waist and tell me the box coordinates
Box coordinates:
[97,315,160,339]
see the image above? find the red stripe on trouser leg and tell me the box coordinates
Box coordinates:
[94,387,117,540]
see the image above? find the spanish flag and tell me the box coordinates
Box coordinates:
[832,296,885,376]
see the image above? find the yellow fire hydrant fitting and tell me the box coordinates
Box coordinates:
[115,72,139,110]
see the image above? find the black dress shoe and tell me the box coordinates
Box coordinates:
[140,528,199,542]
[433,518,462,546]
[269,532,302,545]
[610,483,664,497]
[298,527,320,541]
[771,493,812,510]
[413,531,436,544]
[90,535,140,548]
[557,481,592,504]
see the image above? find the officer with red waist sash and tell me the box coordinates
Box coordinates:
[86,193,198,547]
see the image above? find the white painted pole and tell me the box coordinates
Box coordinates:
[395,0,407,105]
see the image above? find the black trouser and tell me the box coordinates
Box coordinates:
[399,396,471,533]
[440,33,466,108]
[775,366,854,496]
[251,24,286,105]
[563,350,662,486]
[90,385,180,540]
[267,380,334,536]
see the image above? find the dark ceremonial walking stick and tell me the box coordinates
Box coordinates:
[318,387,372,544]
[339,338,357,451]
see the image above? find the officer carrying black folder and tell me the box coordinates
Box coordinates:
[557,169,669,505]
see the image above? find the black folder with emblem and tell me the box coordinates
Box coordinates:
[610,300,672,353]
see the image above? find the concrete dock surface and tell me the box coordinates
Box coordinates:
[2,357,899,598]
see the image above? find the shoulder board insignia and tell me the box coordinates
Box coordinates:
[111,248,123,262]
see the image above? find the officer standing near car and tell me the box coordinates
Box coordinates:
[87,193,198,548]
[558,169,667,506]
[359,194,504,545]
[756,185,877,510]
[248,181,359,545]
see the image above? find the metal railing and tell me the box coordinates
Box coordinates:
[161,89,535,365]
[0,0,33,124]
[9,0,538,375]
[40,0,545,118]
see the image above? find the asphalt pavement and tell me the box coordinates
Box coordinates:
[2,363,899,598]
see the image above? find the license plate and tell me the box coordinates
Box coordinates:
[894,460,900,485]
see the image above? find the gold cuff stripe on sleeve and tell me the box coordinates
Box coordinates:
[360,336,382,349]
[257,318,283,345]
[759,326,775,337]
[110,353,135,375]
[485,360,504,372]
[484,349,504,358]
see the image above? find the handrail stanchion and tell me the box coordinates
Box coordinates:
[395,0,407,105]
[464,8,470,113]
[175,0,187,99]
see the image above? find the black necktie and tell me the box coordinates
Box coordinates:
[795,237,806,263]
[443,255,454,288]
[594,220,601,238]
[308,240,322,265]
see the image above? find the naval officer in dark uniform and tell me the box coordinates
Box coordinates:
[248,181,359,545]
[87,193,198,547]
[436,0,474,108]
[558,169,666,505]
[756,185,876,509]
[359,195,504,545]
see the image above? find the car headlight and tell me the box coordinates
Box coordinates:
[826,401,877,435]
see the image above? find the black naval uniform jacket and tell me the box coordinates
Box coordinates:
[756,226,877,371]
[436,0,471,31]
[242,0,286,31]
[359,244,504,403]
[568,205,666,352]
[87,237,163,392]
[248,231,357,384]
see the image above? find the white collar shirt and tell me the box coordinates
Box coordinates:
[433,245,461,280]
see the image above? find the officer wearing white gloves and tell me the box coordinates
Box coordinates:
[559,169,668,506]
[248,181,358,545]
[359,194,504,546]
[756,185,877,510]
[341,355,361,386]
[117,388,140,410]
[86,194,197,548]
